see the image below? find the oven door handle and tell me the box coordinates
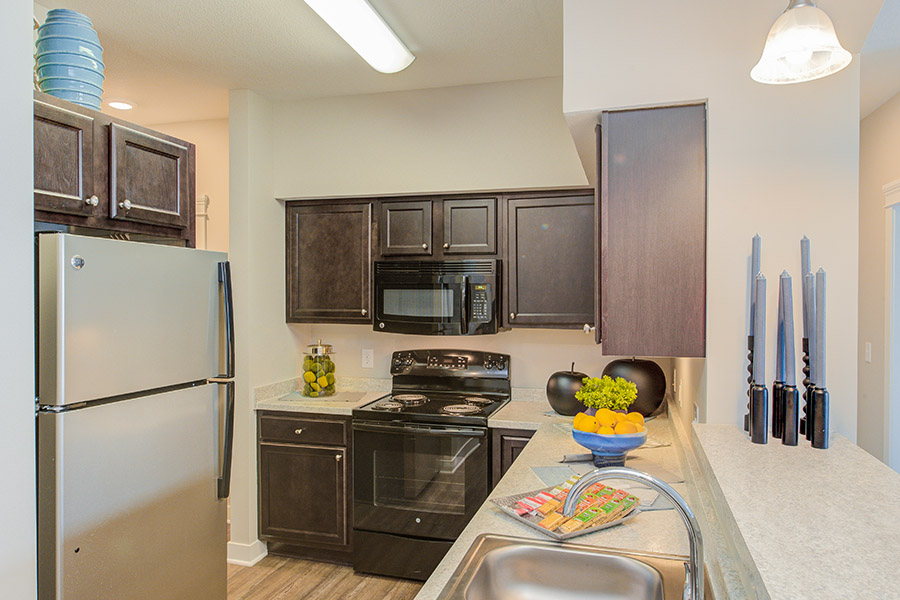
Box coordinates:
[352,422,485,437]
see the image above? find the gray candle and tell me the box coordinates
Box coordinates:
[752,274,766,384]
[805,272,817,386]
[815,268,826,388]
[800,236,811,338]
[750,234,761,335]
[781,272,796,386]
[776,272,786,382]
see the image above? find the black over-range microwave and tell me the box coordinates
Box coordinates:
[373,260,500,335]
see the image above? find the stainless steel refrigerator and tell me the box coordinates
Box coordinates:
[36,232,235,600]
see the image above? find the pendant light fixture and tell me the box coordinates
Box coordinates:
[305,0,415,74]
[750,0,851,85]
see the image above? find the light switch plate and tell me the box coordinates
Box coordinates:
[361,348,374,369]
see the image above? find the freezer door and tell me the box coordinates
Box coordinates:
[37,384,226,600]
[39,233,227,406]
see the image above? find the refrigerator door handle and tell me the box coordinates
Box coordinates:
[218,261,235,379]
[211,378,235,499]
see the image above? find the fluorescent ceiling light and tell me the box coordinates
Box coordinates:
[107,100,134,110]
[750,0,851,85]
[305,0,415,73]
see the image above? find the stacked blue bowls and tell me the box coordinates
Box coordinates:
[36,9,104,110]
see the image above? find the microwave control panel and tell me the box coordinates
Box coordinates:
[470,284,492,322]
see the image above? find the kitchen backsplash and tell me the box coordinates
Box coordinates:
[287,323,673,391]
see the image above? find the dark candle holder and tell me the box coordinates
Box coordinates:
[801,338,811,438]
[781,385,800,446]
[749,383,768,444]
[772,381,785,439]
[745,335,753,432]
[809,387,830,449]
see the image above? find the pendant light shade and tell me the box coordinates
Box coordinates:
[750,0,851,85]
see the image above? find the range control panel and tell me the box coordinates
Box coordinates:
[389,349,509,378]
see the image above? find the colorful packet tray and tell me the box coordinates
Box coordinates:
[491,483,641,541]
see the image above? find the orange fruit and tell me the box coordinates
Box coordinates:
[575,415,599,433]
[572,412,587,428]
[596,425,616,435]
[614,421,639,435]
[626,412,645,426]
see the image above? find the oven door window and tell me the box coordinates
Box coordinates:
[373,434,478,515]
[353,424,488,540]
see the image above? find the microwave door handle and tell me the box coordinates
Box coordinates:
[459,276,468,333]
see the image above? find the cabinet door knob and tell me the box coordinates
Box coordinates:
[422,243,428,250]
[335,454,342,462]
[443,243,450,249]
[85,195,99,207]
[361,308,367,316]
[294,428,303,435]
[509,313,516,320]
[119,199,133,211]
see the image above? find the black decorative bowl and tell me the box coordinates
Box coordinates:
[602,359,667,417]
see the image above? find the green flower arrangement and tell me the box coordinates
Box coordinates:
[574,375,638,411]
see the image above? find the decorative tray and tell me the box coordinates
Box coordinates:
[491,476,640,541]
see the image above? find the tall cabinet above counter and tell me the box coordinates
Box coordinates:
[282,102,707,358]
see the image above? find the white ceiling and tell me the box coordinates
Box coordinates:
[37,0,562,125]
[34,0,900,125]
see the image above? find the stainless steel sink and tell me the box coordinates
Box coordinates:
[435,534,713,600]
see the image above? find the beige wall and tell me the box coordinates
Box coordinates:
[858,90,900,460]
[563,0,878,439]
[228,90,304,563]
[151,119,229,252]
[273,77,588,198]
[3,0,37,596]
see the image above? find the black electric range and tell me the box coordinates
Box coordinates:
[351,349,510,581]
[352,349,511,426]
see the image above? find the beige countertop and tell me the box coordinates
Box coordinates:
[415,414,690,600]
[487,399,557,429]
[691,423,900,600]
[255,390,383,415]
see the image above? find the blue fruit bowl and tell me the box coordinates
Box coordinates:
[36,37,103,61]
[36,51,105,72]
[37,23,101,44]
[572,427,647,467]
[37,64,104,88]
[45,8,94,26]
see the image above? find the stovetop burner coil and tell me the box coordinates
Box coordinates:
[463,396,493,406]
[392,393,428,407]
[441,404,483,415]
[373,400,404,411]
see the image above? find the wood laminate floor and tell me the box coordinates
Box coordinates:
[228,555,423,600]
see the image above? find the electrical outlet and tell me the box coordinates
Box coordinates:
[693,403,700,423]
[865,342,872,364]
[361,349,374,369]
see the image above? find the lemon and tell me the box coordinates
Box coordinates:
[597,425,616,435]
[317,376,329,388]
[572,412,588,429]
[310,382,320,391]
[309,391,319,397]
[626,412,645,426]
[574,415,599,433]
[303,371,316,383]
[325,373,335,385]
[596,411,618,428]
[614,421,639,434]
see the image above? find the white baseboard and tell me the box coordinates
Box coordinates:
[227,539,267,566]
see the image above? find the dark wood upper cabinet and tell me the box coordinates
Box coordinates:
[380,200,432,256]
[109,123,191,230]
[33,99,96,217]
[286,202,372,323]
[598,103,707,357]
[506,193,595,328]
[441,197,497,255]
[33,92,196,246]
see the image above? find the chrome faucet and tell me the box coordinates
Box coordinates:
[562,466,704,600]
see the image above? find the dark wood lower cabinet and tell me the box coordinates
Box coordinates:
[258,412,352,563]
[491,427,535,488]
